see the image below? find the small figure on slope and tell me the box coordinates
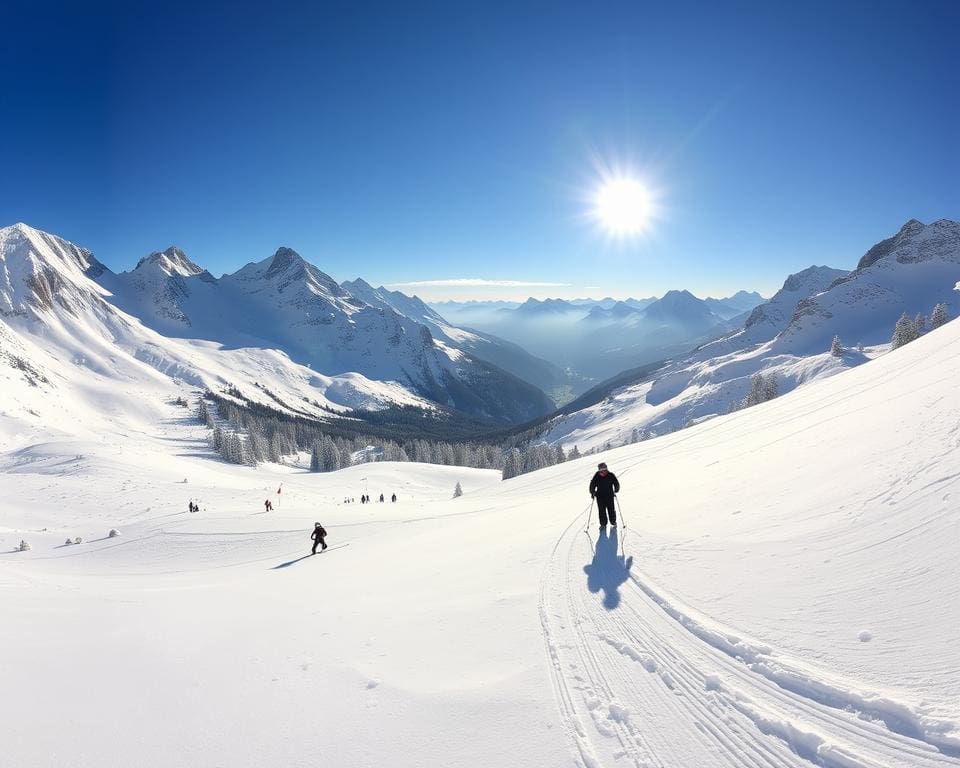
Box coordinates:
[589,462,620,529]
[311,522,328,555]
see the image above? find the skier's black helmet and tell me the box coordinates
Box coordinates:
[598,462,607,470]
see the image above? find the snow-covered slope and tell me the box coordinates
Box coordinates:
[2,288,958,768]
[0,224,553,425]
[0,224,442,449]
[542,219,960,451]
[342,278,573,399]
[774,219,960,353]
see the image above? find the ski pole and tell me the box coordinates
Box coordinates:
[583,498,594,533]
[615,495,626,530]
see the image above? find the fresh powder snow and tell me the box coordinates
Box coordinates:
[2,286,959,767]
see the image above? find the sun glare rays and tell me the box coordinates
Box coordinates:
[580,158,662,242]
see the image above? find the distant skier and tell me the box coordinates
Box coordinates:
[391,493,397,503]
[311,522,328,554]
[379,493,385,503]
[589,462,620,528]
[264,499,273,513]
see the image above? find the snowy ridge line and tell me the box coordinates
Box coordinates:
[627,569,960,756]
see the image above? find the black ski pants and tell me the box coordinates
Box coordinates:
[311,536,326,554]
[596,496,617,526]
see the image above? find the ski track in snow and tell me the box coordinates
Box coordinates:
[539,511,960,768]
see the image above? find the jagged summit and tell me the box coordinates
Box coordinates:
[134,246,205,278]
[856,218,960,271]
[0,223,111,317]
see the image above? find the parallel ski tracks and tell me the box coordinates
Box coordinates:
[539,515,959,768]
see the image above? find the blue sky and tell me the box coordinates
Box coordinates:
[2,1,958,300]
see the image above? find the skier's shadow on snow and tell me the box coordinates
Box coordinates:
[272,554,313,569]
[584,528,632,610]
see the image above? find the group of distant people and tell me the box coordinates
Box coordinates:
[357,493,396,504]
[187,501,199,513]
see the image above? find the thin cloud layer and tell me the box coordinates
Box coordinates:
[387,278,573,289]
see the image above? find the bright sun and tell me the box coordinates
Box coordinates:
[594,177,652,237]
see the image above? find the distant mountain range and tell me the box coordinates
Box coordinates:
[432,289,766,382]
[539,218,960,451]
[0,224,558,433]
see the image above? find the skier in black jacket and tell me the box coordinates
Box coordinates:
[311,522,328,554]
[589,462,620,528]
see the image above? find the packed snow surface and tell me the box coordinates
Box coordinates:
[2,228,960,766]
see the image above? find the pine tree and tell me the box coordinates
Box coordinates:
[932,302,949,329]
[891,312,919,349]
[744,373,766,407]
[744,372,778,408]
[310,442,321,472]
[568,445,581,460]
[764,375,778,401]
[453,481,463,498]
[197,399,210,425]
[830,335,843,357]
[915,313,927,335]
[502,449,522,480]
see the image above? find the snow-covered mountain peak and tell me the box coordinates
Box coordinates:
[134,246,205,278]
[856,217,960,271]
[777,265,845,296]
[0,222,111,317]
[658,289,698,306]
[775,219,960,353]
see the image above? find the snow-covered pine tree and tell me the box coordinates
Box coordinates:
[762,373,779,402]
[269,431,284,463]
[744,373,766,407]
[502,448,522,480]
[453,481,463,498]
[212,426,225,452]
[915,313,927,335]
[568,445,581,460]
[830,335,843,357]
[321,436,342,471]
[891,312,919,349]
[932,302,949,329]
[310,442,321,472]
[744,372,778,408]
[553,444,566,464]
